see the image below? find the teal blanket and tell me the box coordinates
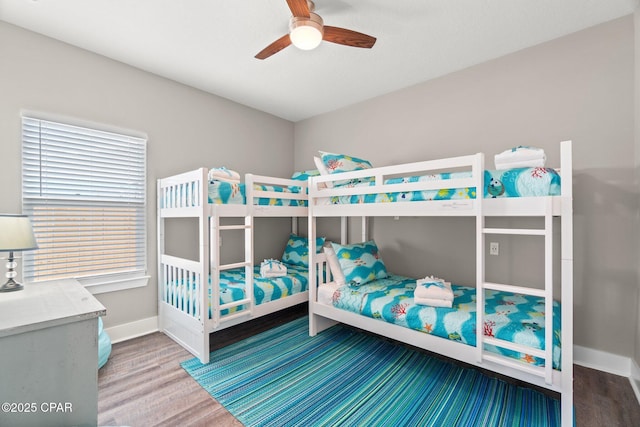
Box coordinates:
[325,167,560,204]
[168,264,308,319]
[208,181,307,206]
[331,274,561,369]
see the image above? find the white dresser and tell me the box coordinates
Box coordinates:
[0,279,106,427]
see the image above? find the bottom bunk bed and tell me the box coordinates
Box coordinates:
[310,265,572,426]
[162,260,310,319]
[159,258,313,364]
[159,233,327,364]
[317,275,561,370]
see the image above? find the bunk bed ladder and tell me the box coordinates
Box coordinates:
[479,197,555,385]
[210,215,255,327]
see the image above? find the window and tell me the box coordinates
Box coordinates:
[21,116,148,293]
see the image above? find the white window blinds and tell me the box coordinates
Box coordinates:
[22,116,147,283]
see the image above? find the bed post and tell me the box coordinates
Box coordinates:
[560,140,574,426]
[199,168,211,363]
[157,180,165,332]
[309,178,337,336]
[475,152,485,364]
[308,193,318,336]
[361,216,367,242]
[341,216,348,244]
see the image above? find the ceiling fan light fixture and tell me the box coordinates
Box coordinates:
[289,13,324,50]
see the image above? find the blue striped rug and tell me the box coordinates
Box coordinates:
[181,316,561,426]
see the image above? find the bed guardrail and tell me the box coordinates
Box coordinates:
[160,253,206,320]
[158,168,207,215]
[246,174,309,215]
[308,153,484,203]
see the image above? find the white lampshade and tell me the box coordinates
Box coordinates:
[289,13,324,51]
[0,214,38,252]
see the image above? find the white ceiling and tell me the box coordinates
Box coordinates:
[1,0,638,122]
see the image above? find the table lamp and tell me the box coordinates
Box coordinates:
[0,214,38,292]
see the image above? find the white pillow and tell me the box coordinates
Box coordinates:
[313,156,332,188]
[323,243,345,286]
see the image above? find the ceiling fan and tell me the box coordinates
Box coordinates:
[255,0,377,60]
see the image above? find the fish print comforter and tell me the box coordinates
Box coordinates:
[330,274,561,369]
[324,167,560,204]
[214,264,308,315]
[208,181,307,206]
[172,264,308,319]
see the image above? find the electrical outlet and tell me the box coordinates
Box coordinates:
[489,242,499,256]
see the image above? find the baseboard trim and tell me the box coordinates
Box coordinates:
[573,344,631,377]
[104,316,158,344]
[630,359,640,406]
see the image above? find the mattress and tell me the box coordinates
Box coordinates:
[216,263,309,315]
[169,264,309,319]
[321,274,561,369]
[208,181,307,206]
[321,167,560,205]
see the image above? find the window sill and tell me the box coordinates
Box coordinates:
[80,273,150,295]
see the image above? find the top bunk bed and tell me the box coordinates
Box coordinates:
[308,141,572,218]
[158,167,314,218]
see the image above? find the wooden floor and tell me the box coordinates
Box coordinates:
[98,304,640,426]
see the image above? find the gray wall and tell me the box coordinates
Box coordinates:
[1,15,638,366]
[0,22,295,329]
[295,16,638,359]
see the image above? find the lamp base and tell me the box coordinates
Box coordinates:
[0,278,24,293]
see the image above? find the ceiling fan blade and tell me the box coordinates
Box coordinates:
[255,34,292,60]
[323,26,376,49]
[286,0,310,18]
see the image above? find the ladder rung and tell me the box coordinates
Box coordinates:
[218,224,251,231]
[482,352,546,378]
[483,282,546,298]
[219,298,251,311]
[218,308,252,323]
[483,227,545,236]
[483,336,546,358]
[217,261,251,271]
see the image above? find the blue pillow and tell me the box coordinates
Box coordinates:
[331,240,388,286]
[281,234,325,267]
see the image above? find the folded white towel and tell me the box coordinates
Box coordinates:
[414,296,453,308]
[495,158,546,170]
[260,259,287,278]
[208,167,241,183]
[415,276,453,302]
[494,146,546,170]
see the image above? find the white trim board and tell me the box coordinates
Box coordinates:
[104,316,158,344]
[630,358,640,406]
[574,345,632,377]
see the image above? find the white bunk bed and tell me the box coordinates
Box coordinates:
[158,168,317,363]
[307,141,573,426]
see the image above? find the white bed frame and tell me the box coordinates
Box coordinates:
[157,169,314,363]
[307,141,573,426]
